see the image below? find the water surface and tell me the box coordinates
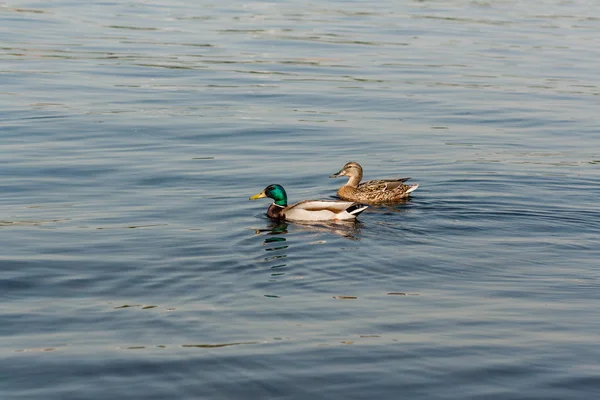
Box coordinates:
[1,0,599,399]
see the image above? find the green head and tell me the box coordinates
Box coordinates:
[249,184,288,206]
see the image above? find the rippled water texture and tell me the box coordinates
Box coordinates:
[1,1,599,399]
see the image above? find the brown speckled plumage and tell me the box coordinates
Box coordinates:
[330,161,418,204]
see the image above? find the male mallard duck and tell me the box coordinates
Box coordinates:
[250,184,368,221]
[330,161,418,203]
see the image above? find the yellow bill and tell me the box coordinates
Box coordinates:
[249,191,266,200]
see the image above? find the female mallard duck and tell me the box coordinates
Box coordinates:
[250,184,368,221]
[330,161,418,203]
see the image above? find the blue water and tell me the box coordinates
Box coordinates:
[2,1,599,399]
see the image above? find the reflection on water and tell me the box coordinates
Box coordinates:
[264,236,288,252]
[254,219,362,241]
[251,219,362,287]
[253,220,290,283]
[254,220,289,236]
[294,220,363,241]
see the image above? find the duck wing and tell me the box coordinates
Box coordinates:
[284,200,368,221]
[359,178,411,192]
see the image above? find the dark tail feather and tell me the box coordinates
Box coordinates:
[346,203,369,216]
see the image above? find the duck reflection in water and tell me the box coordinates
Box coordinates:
[254,219,362,241]
[251,220,362,283]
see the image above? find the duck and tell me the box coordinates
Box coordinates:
[250,184,368,221]
[329,161,418,203]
